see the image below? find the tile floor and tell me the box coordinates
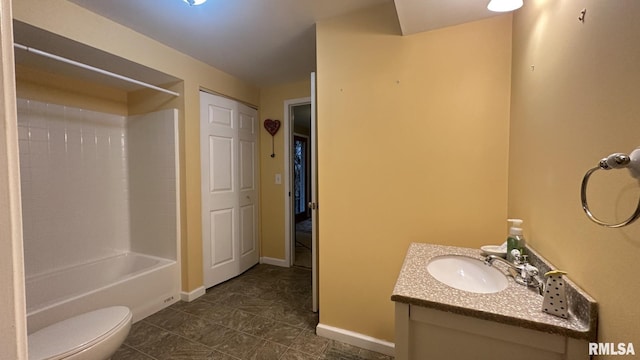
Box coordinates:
[113,264,393,360]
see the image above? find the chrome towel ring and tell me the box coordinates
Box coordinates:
[581,148,640,228]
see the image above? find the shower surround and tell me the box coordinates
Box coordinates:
[17,99,181,332]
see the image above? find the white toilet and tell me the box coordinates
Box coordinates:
[28,306,132,360]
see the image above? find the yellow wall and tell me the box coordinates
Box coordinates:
[510,0,640,351]
[12,0,260,293]
[316,3,512,341]
[258,80,311,259]
[15,64,128,115]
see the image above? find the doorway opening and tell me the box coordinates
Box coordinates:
[292,105,312,269]
[284,73,318,313]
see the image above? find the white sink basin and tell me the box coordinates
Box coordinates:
[427,255,508,294]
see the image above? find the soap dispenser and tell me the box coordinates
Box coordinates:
[506,219,526,262]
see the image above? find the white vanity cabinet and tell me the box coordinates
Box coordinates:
[392,243,597,360]
[394,303,589,360]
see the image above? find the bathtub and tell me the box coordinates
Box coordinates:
[26,252,180,333]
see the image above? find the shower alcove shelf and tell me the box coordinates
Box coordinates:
[14,21,184,333]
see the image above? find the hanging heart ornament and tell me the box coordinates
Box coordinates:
[264,119,281,136]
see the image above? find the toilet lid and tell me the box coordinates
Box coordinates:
[28,306,131,360]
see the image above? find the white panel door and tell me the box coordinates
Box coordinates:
[237,105,259,271]
[201,92,259,288]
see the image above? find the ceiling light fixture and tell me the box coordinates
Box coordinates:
[183,0,207,5]
[487,0,523,12]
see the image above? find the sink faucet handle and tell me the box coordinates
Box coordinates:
[510,249,522,263]
[522,263,538,277]
[521,263,540,287]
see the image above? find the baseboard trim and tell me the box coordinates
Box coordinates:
[260,257,289,267]
[316,323,395,357]
[180,286,205,302]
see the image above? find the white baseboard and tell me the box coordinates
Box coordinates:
[316,323,395,357]
[260,256,289,267]
[180,286,205,302]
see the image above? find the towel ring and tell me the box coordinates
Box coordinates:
[580,148,640,228]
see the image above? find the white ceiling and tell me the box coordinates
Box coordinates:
[19,0,503,88]
[67,0,391,87]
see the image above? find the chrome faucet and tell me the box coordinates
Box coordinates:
[485,253,544,295]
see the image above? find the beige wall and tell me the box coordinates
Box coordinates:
[12,0,260,293]
[316,3,512,341]
[258,80,311,259]
[510,0,640,351]
[15,64,128,115]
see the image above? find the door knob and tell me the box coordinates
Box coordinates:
[308,202,317,210]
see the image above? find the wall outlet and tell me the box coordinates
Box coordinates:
[275,173,282,184]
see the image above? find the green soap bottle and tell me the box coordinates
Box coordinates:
[506,219,525,262]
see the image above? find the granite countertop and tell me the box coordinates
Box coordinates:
[391,243,597,341]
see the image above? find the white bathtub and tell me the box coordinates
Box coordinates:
[26,252,180,333]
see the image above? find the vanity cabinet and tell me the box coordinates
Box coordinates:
[392,243,597,360]
[395,303,589,360]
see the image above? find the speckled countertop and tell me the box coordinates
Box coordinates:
[391,243,597,341]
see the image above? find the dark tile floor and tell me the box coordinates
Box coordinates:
[113,264,393,360]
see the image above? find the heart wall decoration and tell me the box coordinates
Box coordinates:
[263,119,281,157]
[264,119,281,136]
